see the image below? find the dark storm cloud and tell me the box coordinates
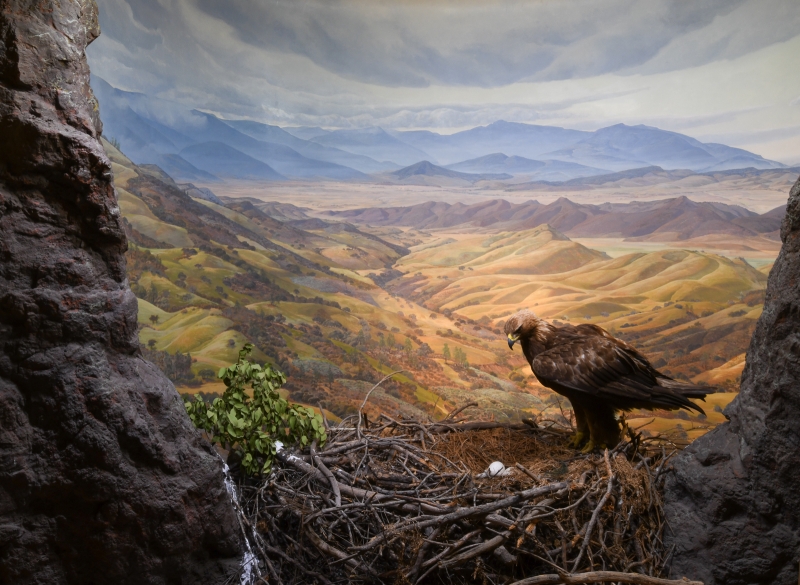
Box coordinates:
[94,0,800,89]
[96,0,163,50]
[189,0,761,87]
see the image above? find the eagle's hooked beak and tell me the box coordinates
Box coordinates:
[507,334,519,350]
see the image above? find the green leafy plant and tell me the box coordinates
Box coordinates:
[184,343,327,476]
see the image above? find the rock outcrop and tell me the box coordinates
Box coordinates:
[665,175,800,584]
[0,2,242,583]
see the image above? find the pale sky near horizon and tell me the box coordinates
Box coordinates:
[87,0,800,163]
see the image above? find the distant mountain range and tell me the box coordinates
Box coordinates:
[389,121,589,165]
[324,195,786,242]
[92,77,786,183]
[541,123,781,172]
[445,154,606,182]
[311,127,428,167]
[389,120,784,172]
[505,165,800,192]
[92,77,375,180]
[386,160,512,184]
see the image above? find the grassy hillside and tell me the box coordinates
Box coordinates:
[108,140,474,422]
[108,139,766,441]
[385,231,765,388]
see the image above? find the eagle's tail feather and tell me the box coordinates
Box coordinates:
[657,377,716,397]
[656,378,716,415]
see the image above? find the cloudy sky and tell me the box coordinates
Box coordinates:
[87,0,800,162]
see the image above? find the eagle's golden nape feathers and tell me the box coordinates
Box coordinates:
[503,309,715,452]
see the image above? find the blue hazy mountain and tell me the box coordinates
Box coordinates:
[392,121,590,165]
[152,153,221,183]
[177,112,367,180]
[282,126,331,141]
[223,119,390,173]
[92,77,375,180]
[310,127,432,166]
[179,142,286,181]
[390,160,512,183]
[445,153,608,181]
[543,123,785,172]
[388,121,784,173]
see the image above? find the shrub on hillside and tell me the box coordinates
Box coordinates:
[184,344,326,476]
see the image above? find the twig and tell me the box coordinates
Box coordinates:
[516,462,544,482]
[317,402,330,432]
[571,450,615,572]
[311,441,341,507]
[352,482,569,551]
[440,528,513,567]
[304,525,378,577]
[263,545,333,585]
[443,401,478,421]
[508,571,703,585]
[357,370,404,439]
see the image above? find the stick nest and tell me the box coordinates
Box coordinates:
[227,407,692,585]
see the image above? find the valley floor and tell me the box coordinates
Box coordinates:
[209,172,794,214]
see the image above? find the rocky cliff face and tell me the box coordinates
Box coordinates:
[0,2,242,583]
[665,175,800,584]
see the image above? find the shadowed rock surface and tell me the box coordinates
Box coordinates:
[665,175,800,584]
[0,1,241,583]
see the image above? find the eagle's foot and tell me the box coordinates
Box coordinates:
[569,431,588,449]
[580,439,610,454]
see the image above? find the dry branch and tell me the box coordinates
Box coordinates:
[509,571,703,585]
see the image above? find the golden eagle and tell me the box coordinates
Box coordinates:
[504,310,713,451]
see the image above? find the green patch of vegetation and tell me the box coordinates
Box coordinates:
[185,344,326,476]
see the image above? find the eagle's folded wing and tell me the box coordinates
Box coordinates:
[532,337,703,412]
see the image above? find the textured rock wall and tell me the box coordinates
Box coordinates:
[0,1,242,583]
[665,175,800,585]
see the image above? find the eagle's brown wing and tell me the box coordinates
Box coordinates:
[572,323,665,378]
[531,335,705,412]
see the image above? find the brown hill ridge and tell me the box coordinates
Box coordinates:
[326,196,786,241]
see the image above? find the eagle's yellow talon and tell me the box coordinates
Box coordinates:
[569,431,588,448]
[581,440,609,453]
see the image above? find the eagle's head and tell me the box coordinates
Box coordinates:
[504,309,553,350]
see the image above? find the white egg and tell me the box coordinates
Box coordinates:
[487,461,506,477]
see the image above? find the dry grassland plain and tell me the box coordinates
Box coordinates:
[209,172,794,213]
